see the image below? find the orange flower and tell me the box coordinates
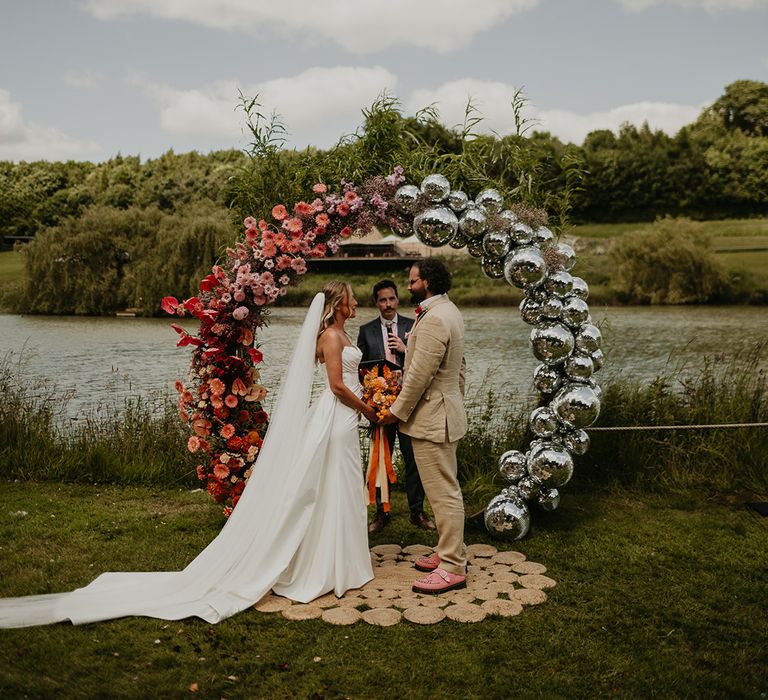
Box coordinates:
[193,416,211,437]
[225,394,239,408]
[187,436,201,453]
[220,423,235,439]
[213,463,230,480]
[209,378,225,396]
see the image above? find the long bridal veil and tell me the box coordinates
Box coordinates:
[0,292,332,628]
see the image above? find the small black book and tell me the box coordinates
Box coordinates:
[358,358,402,374]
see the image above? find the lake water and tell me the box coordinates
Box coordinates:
[1,306,766,422]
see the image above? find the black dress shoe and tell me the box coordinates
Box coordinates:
[410,511,436,530]
[368,511,390,535]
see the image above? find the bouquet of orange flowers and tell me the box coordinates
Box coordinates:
[361,362,402,421]
[360,361,402,512]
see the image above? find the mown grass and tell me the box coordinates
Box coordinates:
[0,483,765,699]
[571,218,768,240]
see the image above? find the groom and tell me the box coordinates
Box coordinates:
[380,258,468,594]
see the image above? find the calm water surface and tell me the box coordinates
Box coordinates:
[1,306,765,421]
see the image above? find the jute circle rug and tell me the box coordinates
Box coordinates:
[253,543,555,626]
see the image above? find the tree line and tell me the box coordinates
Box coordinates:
[1,80,766,314]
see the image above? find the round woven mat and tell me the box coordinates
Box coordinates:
[252,544,554,625]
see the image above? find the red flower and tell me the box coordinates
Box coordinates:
[161,296,179,314]
[337,202,350,216]
[339,226,352,238]
[200,274,219,292]
[248,348,263,364]
[253,409,269,424]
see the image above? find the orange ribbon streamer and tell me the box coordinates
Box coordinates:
[365,426,397,512]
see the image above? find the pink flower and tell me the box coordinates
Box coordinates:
[187,436,201,453]
[282,217,303,234]
[243,216,257,230]
[339,226,352,238]
[234,290,246,302]
[262,242,277,258]
[279,274,290,286]
[220,424,235,439]
[312,183,327,193]
[294,201,313,216]
[225,394,239,408]
[344,190,358,203]
[276,254,292,271]
[337,202,350,216]
[272,204,288,221]
[315,213,330,227]
[284,240,301,254]
[233,306,249,321]
[258,219,269,231]
[290,258,307,274]
[209,378,225,396]
[214,463,230,480]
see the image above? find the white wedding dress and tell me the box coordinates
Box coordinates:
[0,293,373,627]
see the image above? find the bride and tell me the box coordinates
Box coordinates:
[0,281,377,627]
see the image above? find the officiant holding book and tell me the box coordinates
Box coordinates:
[357,279,435,534]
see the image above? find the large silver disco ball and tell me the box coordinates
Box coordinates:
[459,208,488,238]
[563,353,594,381]
[482,230,512,258]
[527,446,574,488]
[548,242,576,271]
[538,296,564,320]
[510,222,534,246]
[530,406,559,438]
[413,206,458,247]
[482,255,505,279]
[475,188,504,214]
[420,174,451,202]
[394,184,421,214]
[466,235,485,258]
[574,323,602,354]
[484,494,531,541]
[561,297,591,328]
[537,486,561,511]
[498,449,527,483]
[544,271,574,298]
[552,384,601,428]
[533,363,563,395]
[533,226,555,247]
[447,190,469,212]
[570,276,589,299]
[520,298,543,325]
[562,428,590,456]
[530,323,575,364]
[504,246,547,289]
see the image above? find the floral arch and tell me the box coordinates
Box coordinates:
[163,167,602,540]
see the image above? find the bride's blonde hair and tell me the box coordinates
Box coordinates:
[318,281,353,336]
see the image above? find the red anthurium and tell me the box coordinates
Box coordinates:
[170,323,186,336]
[177,335,205,348]
[161,296,179,314]
[248,348,264,364]
[183,296,203,314]
[199,274,219,292]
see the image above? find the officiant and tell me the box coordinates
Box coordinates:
[357,279,435,534]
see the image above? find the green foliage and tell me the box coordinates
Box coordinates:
[14,203,236,314]
[609,217,729,304]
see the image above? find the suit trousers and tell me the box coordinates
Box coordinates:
[410,436,467,575]
[374,425,424,514]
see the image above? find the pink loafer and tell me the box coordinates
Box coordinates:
[412,568,466,595]
[414,552,441,572]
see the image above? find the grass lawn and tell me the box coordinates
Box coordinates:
[1,482,766,698]
[571,218,768,241]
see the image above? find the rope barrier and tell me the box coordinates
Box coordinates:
[589,422,768,432]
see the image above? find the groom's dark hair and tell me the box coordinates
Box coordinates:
[372,279,398,300]
[415,258,451,295]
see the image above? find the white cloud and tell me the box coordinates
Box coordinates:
[83,0,538,53]
[403,79,704,144]
[406,79,525,135]
[62,69,103,89]
[538,102,705,144]
[617,0,768,12]
[131,66,399,148]
[0,89,101,161]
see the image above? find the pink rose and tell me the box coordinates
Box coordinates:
[233,306,249,321]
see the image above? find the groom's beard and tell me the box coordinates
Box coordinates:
[410,289,426,305]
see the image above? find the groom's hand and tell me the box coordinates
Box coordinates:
[379,408,398,425]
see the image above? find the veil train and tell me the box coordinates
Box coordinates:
[0,293,333,628]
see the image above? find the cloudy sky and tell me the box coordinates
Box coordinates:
[1,0,766,162]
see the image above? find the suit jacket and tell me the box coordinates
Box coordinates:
[357,313,414,368]
[390,297,467,444]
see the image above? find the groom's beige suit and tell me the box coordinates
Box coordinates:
[390,296,467,574]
